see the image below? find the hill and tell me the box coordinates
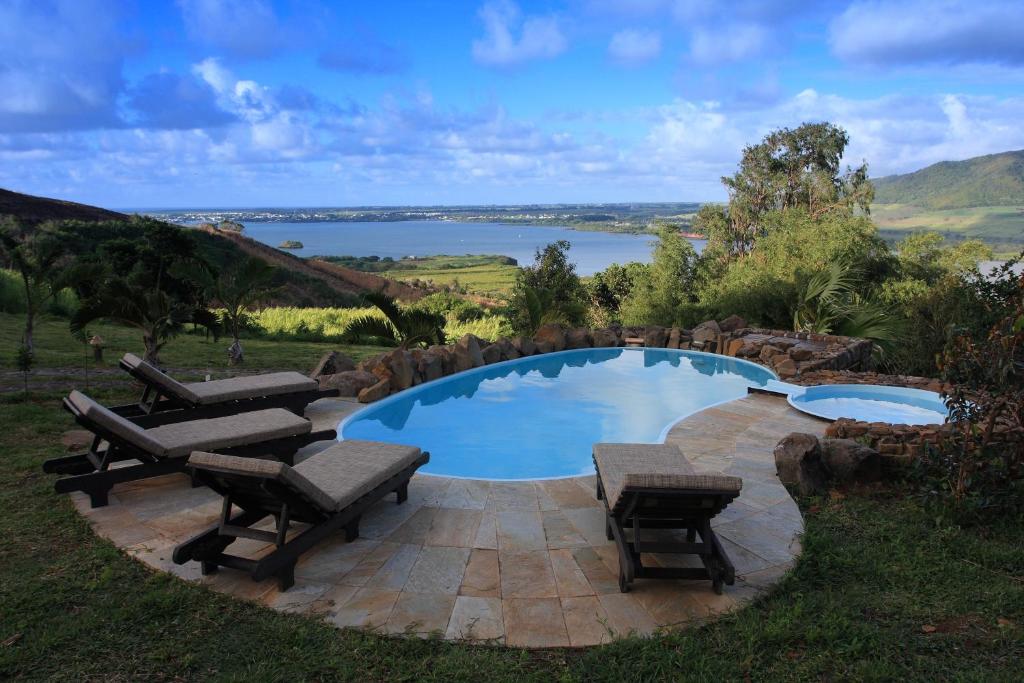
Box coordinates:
[0,188,128,225]
[874,150,1024,210]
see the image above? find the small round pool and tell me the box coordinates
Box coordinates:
[340,348,776,480]
[787,384,949,425]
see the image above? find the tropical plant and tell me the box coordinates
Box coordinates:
[341,290,445,348]
[619,225,699,327]
[507,241,588,334]
[14,343,33,399]
[792,261,901,349]
[171,256,279,365]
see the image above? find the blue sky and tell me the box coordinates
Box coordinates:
[2,0,1024,208]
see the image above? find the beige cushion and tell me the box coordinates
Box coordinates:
[292,440,423,511]
[593,442,741,512]
[67,390,166,455]
[188,451,336,512]
[146,408,312,458]
[122,353,201,404]
[183,372,318,405]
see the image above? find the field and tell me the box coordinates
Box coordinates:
[318,255,520,296]
[873,203,1024,255]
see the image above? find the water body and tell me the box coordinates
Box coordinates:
[234,220,705,275]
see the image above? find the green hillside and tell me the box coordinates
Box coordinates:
[874,149,1024,209]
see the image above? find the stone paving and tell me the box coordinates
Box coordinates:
[70,392,828,647]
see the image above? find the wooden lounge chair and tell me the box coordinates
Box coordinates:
[172,441,429,590]
[593,443,742,594]
[114,353,338,427]
[44,390,337,508]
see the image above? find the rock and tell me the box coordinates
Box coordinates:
[667,327,681,349]
[428,345,455,375]
[692,320,721,344]
[822,439,881,483]
[453,334,485,371]
[357,378,391,403]
[565,328,592,349]
[499,338,521,360]
[789,346,813,361]
[591,328,619,347]
[725,339,746,356]
[511,336,538,356]
[774,357,798,378]
[774,433,828,496]
[309,351,355,378]
[735,343,760,358]
[535,341,555,354]
[417,352,444,382]
[718,315,747,333]
[481,343,503,365]
[371,349,413,391]
[61,429,92,452]
[774,339,797,351]
[759,345,783,363]
[318,370,379,397]
[534,323,566,351]
[357,352,387,373]
[644,326,668,348]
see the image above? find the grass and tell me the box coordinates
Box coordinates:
[873,203,1024,255]
[382,256,519,297]
[0,327,1022,679]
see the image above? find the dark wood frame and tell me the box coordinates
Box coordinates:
[595,459,740,595]
[43,397,337,509]
[113,357,340,428]
[173,452,429,590]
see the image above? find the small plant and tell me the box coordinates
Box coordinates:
[14,343,33,400]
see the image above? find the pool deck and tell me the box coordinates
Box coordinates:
[70,392,828,647]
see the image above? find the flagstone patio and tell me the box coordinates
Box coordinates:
[70,392,827,647]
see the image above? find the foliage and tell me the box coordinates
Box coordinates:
[915,276,1024,518]
[342,290,446,348]
[873,148,1024,210]
[714,122,874,257]
[507,241,587,334]
[619,225,700,327]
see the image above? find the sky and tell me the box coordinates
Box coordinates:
[2,0,1024,209]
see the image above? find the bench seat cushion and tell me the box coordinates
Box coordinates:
[188,451,336,512]
[148,408,312,458]
[293,440,423,511]
[593,442,741,512]
[184,372,319,405]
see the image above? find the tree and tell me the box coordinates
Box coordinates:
[588,261,650,319]
[619,225,699,326]
[712,123,873,256]
[171,256,279,365]
[342,290,445,348]
[0,219,77,357]
[507,241,587,334]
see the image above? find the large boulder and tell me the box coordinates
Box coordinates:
[309,351,356,378]
[774,357,798,379]
[565,328,592,349]
[759,345,783,363]
[357,378,391,403]
[318,370,379,397]
[591,328,619,347]
[374,349,414,391]
[357,352,387,373]
[822,438,881,484]
[453,334,485,372]
[718,315,747,333]
[534,323,566,352]
[511,336,538,356]
[692,320,721,344]
[496,338,520,361]
[481,343,503,365]
[535,341,555,354]
[428,345,456,375]
[667,327,681,349]
[644,326,668,348]
[417,351,444,382]
[789,346,813,361]
[774,433,828,496]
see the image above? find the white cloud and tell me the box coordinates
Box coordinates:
[830,0,1024,66]
[472,0,567,67]
[690,23,769,65]
[608,29,662,64]
[177,0,287,60]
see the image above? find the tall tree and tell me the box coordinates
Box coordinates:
[507,241,587,334]
[619,225,699,326]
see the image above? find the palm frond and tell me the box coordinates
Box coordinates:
[342,315,398,344]
[362,290,402,327]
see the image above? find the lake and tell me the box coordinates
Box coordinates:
[233,221,705,275]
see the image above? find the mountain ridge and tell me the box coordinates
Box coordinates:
[873,150,1024,210]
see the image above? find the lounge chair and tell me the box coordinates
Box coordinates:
[172,441,429,590]
[43,390,337,508]
[114,353,338,427]
[593,443,742,594]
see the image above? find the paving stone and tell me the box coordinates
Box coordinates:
[404,546,471,595]
[460,549,500,597]
[571,546,620,594]
[538,478,600,509]
[541,510,589,549]
[385,507,437,544]
[496,510,546,551]
[549,549,594,597]
[499,550,557,598]
[425,508,482,547]
[561,507,612,547]
[503,598,569,647]
[560,596,613,646]
[296,538,379,582]
[487,482,540,510]
[440,479,490,510]
[266,582,332,614]
[364,543,422,591]
[629,581,705,627]
[446,596,504,642]
[597,593,660,638]
[329,588,400,629]
[339,542,401,587]
[473,511,498,549]
[384,593,457,636]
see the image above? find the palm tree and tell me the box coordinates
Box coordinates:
[342,290,445,348]
[171,256,279,364]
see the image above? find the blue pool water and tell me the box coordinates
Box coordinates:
[788,384,949,425]
[340,348,776,480]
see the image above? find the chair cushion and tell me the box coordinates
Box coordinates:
[121,353,201,405]
[593,442,741,512]
[67,390,167,456]
[147,408,312,458]
[292,440,423,511]
[183,372,319,405]
[188,451,336,513]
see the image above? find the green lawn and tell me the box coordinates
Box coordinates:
[873,203,1024,256]
[384,256,519,297]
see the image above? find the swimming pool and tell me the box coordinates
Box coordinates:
[340,348,776,480]
[787,384,949,425]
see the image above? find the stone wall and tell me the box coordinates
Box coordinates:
[791,369,948,392]
[314,318,874,403]
[826,416,1023,459]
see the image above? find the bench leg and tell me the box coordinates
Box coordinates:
[396,482,408,504]
[344,517,360,542]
